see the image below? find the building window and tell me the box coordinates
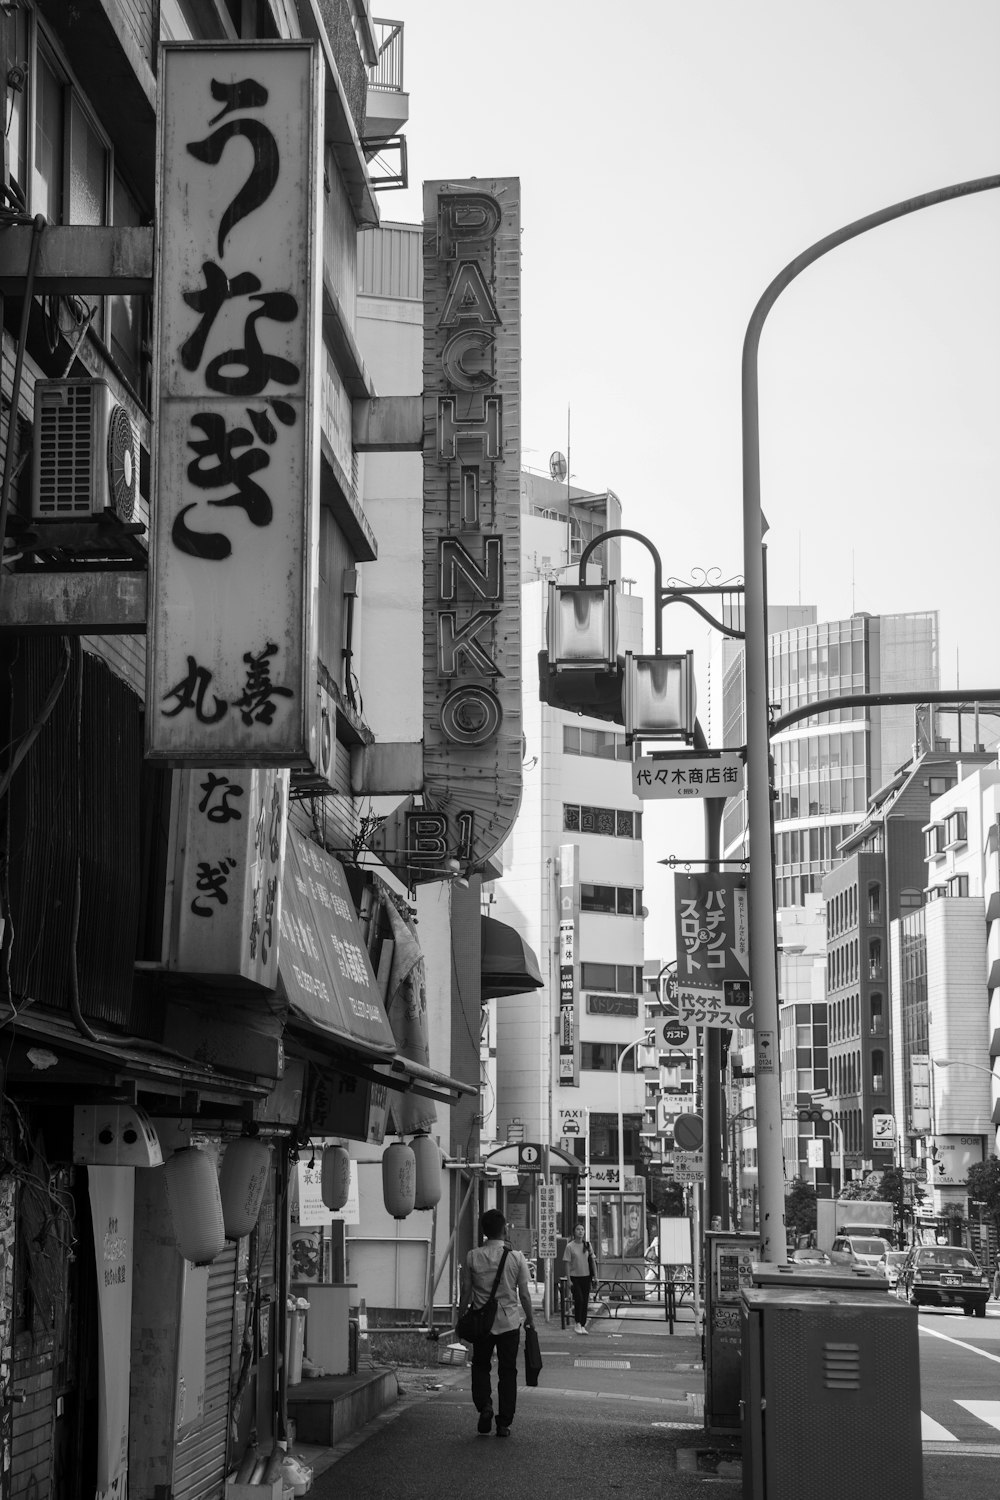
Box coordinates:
[899,888,922,909]
[581,1044,638,1073]
[563,805,641,839]
[872,1050,884,1094]
[947,873,970,898]
[580,884,642,915]
[944,809,968,848]
[563,725,630,761]
[12,19,149,402]
[923,823,945,859]
[580,962,644,993]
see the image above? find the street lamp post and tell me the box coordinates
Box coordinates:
[617,1034,649,1204]
[741,171,1000,1262]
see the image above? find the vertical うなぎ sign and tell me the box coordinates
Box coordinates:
[149,43,322,764]
[373,179,523,880]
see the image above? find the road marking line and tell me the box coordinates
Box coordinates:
[921,1413,958,1441]
[956,1400,1000,1431]
[919,1325,1000,1364]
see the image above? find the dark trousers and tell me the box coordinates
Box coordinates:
[570,1275,591,1327]
[471,1327,521,1425]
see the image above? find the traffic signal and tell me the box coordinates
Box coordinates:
[796,1105,835,1125]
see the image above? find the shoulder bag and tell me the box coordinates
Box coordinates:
[456,1247,509,1342]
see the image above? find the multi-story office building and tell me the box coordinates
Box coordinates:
[893,758,1000,1238]
[488,471,651,1264]
[777,898,832,1196]
[723,610,940,1194]
[825,748,993,1182]
[722,610,940,904]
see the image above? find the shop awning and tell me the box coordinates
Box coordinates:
[278,829,396,1058]
[483,1143,581,1175]
[481,916,544,1000]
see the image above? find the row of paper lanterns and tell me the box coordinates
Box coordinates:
[163,1132,442,1265]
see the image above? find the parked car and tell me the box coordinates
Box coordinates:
[896,1244,990,1316]
[830,1234,890,1270]
[878,1250,908,1289]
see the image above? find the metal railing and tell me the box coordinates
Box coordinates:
[369,20,404,92]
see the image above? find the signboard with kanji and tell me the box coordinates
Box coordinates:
[675,873,749,983]
[674,979,754,1029]
[538,1184,557,1259]
[632,753,744,800]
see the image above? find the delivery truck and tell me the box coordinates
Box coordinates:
[815,1198,895,1252]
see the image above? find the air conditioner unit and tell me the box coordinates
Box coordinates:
[32,378,138,523]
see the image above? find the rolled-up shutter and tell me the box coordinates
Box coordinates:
[172,1245,237,1500]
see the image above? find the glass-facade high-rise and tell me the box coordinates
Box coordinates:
[722,611,939,904]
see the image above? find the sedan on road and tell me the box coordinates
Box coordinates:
[878,1250,907,1289]
[896,1244,990,1316]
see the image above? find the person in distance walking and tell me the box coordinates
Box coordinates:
[563,1223,597,1334]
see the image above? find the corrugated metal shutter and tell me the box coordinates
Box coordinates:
[172,1246,237,1500]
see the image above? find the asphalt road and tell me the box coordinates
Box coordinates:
[306,1302,1000,1499]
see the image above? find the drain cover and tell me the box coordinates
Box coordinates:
[574,1359,631,1369]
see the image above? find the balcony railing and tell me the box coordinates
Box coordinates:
[369,19,404,92]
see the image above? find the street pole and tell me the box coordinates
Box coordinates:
[741,170,1000,1262]
[617,1035,647,1241]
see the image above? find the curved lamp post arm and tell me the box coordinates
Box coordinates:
[742,172,1000,1264]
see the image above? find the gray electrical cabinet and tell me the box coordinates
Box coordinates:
[740,1276,923,1500]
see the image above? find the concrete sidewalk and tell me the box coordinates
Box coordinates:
[289,1289,700,1483]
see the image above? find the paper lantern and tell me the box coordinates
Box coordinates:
[382,1140,415,1220]
[163,1146,226,1265]
[321,1145,351,1211]
[219,1136,271,1239]
[411,1133,441,1211]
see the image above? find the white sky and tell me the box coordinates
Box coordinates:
[382,1,1000,939]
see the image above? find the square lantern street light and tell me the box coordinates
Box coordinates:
[546,580,617,669]
[624,650,697,744]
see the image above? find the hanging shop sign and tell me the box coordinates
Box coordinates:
[373,178,523,880]
[674,978,754,1029]
[90,1166,134,1500]
[165,766,288,986]
[673,873,752,1025]
[675,872,750,983]
[632,752,744,800]
[149,42,323,764]
[558,843,580,1086]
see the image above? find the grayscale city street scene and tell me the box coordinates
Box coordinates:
[0,2,998,1497]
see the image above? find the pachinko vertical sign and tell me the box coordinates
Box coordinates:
[372,178,523,881]
[148,43,323,764]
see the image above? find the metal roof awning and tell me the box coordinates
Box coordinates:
[483,1143,581,1175]
[0,1007,271,1108]
[481,915,544,1001]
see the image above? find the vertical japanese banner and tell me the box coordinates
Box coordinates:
[558,843,580,1086]
[674,874,749,981]
[89,1166,134,1500]
[149,43,323,764]
[165,766,288,985]
[372,177,522,880]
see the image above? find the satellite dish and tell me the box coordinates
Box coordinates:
[549,451,567,481]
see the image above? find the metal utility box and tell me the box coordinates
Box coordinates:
[704,1230,760,1433]
[740,1279,922,1500]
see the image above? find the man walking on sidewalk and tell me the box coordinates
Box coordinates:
[460,1209,535,1437]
